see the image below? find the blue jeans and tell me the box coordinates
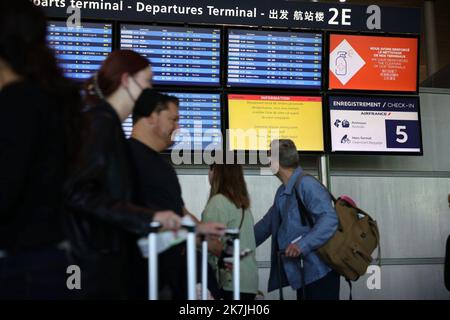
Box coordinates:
[0,246,71,300]
[297,270,340,300]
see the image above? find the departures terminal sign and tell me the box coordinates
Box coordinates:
[33,0,421,34]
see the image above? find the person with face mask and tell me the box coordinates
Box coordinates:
[64,50,182,299]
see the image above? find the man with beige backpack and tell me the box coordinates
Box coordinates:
[255,139,380,300]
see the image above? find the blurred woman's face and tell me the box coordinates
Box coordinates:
[0,58,20,91]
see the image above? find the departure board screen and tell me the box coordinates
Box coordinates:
[227,29,322,89]
[120,25,221,86]
[123,92,222,151]
[47,21,113,81]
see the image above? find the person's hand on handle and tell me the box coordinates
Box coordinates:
[197,222,226,237]
[153,210,182,231]
[285,243,301,258]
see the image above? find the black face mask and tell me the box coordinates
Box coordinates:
[125,76,144,103]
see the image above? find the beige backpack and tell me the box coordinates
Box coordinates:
[295,174,381,282]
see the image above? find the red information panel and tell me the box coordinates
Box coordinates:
[328,34,418,92]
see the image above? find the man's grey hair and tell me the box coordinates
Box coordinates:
[271,139,299,169]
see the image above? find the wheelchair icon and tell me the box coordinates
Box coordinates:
[341,134,351,144]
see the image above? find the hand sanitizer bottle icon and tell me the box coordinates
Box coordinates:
[335,51,347,76]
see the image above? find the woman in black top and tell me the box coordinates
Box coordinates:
[0,1,83,299]
[64,50,183,299]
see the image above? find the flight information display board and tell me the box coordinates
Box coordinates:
[120,25,221,86]
[329,34,418,92]
[47,21,113,81]
[123,92,222,151]
[227,94,324,151]
[329,95,422,154]
[227,29,322,89]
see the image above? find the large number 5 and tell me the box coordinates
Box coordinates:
[396,125,408,143]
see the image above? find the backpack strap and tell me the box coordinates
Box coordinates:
[294,174,315,228]
[294,172,332,228]
[346,279,353,300]
[295,172,380,226]
[295,172,338,203]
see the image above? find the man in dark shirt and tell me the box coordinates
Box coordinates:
[129,134,184,216]
[128,90,224,299]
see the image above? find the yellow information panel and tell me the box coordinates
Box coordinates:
[228,94,324,151]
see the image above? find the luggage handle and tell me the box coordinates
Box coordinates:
[148,222,244,301]
[200,234,208,300]
[226,229,241,300]
[148,221,198,300]
[148,221,162,300]
[182,221,197,300]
